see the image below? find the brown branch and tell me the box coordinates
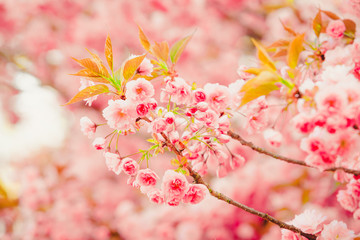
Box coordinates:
[148,122,318,240]
[186,166,317,240]
[227,130,360,176]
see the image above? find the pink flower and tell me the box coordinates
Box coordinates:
[125,78,154,102]
[164,112,175,124]
[80,116,97,138]
[216,164,228,178]
[263,129,283,148]
[92,137,106,150]
[147,98,158,110]
[326,20,346,39]
[348,179,360,199]
[147,188,165,204]
[230,154,246,169]
[353,208,360,220]
[120,158,139,176]
[104,152,121,175]
[290,209,327,234]
[161,170,189,200]
[182,184,208,204]
[135,169,159,187]
[337,190,358,212]
[281,229,301,240]
[137,57,153,76]
[136,103,149,117]
[193,89,207,103]
[315,86,348,113]
[319,220,355,240]
[204,83,230,112]
[196,102,209,112]
[150,118,167,133]
[102,100,135,132]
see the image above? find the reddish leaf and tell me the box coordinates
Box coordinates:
[343,19,356,36]
[272,48,288,58]
[105,35,113,71]
[267,39,290,49]
[281,21,297,36]
[321,10,340,20]
[64,84,109,105]
[137,25,151,51]
[123,54,146,80]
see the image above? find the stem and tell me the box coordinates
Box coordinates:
[227,130,360,176]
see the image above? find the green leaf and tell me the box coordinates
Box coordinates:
[64,84,109,105]
[123,54,146,80]
[170,33,193,64]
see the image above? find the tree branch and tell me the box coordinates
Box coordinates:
[227,130,360,176]
[152,124,318,240]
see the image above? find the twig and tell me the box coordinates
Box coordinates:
[227,130,360,176]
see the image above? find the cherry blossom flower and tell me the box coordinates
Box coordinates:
[319,220,355,240]
[326,20,346,39]
[120,158,139,176]
[102,100,134,132]
[125,78,154,103]
[92,137,106,150]
[135,169,159,187]
[104,152,122,175]
[182,184,208,204]
[80,116,97,138]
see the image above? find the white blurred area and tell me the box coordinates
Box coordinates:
[0,72,69,163]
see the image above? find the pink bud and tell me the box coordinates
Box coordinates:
[136,103,149,116]
[196,102,208,112]
[164,112,175,124]
[92,137,106,150]
[194,89,207,102]
[147,98,158,110]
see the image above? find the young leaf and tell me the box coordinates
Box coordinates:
[312,11,322,37]
[73,56,110,78]
[321,10,340,20]
[240,71,280,106]
[151,41,169,63]
[287,34,304,69]
[343,19,356,36]
[170,33,193,64]
[251,38,277,71]
[137,25,151,51]
[64,84,109,105]
[266,39,290,49]
[70,69,110,83]
[280,21,297,36]
[123,54,146,80]
[105,35,113,71]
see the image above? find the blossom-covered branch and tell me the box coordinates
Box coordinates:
[227,130,360,176]
[155,123,318,240]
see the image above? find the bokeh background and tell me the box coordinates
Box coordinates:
[0,0,359,239]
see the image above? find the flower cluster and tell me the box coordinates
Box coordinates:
[281,210,356,240]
